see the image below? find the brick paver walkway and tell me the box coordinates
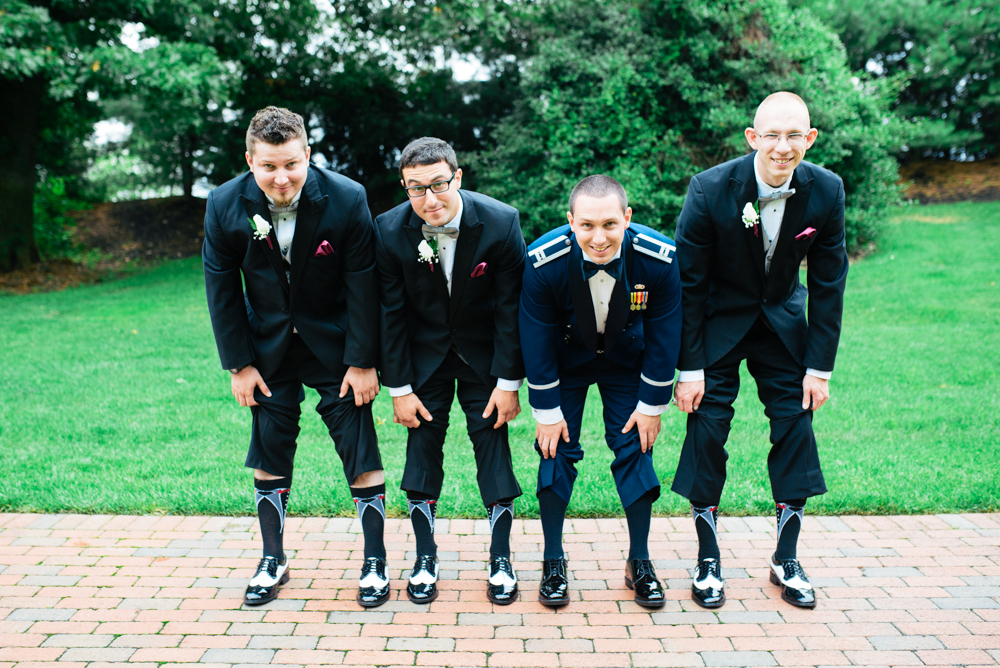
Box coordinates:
[1,512,998,667]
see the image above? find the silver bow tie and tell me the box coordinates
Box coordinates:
[422,224,460,240]
[758,188,795,204]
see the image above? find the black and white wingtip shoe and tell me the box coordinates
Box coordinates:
[487,555,519,605]
[244,555,289,606]
[357,556,390,608]
[769,554,816,608]
[625,559,666,608]
[406,555,439,604]
[690,557,726,609]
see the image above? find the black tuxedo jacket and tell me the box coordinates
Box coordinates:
[374,189,527,390]
[203,166,379,379]
[676,152,849,372]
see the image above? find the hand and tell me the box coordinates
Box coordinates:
[231,365,270,407]
[484,388,521,429]
[536,419,570,459]
[392,392,433,428]
[622,410,662,453]
[340,366,379,406]
[674,380,704,413]
[802,375,830,411]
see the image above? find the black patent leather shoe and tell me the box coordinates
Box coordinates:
[769,554,816,608]
[690,557,726,608]
[625,559,665,608]
[406,555,439,604]
[357,556,390,608]
[538,557,569,607]
[487,555,519,605]
[244,555,289,606]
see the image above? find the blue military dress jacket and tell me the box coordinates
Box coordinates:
[519,223,683,411]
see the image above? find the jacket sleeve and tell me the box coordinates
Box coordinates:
[489,212,528,381]
[203,190,254,370]
[374,217,416,387]
[638,256,683,406]
[675,174,714,371]
[804,179,849,371]
[519,261,562,410]
[340,187,379,368]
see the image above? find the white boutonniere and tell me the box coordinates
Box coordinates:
[249,214,273,248]
[741,202,760,237]
[417,238,439,268]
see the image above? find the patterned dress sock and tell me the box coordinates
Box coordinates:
[487,498,515,558]
[351,484,387,560]
[538,488,568,560]
[774,499,807,560]
[407,491,438,557]
[690,500,721,561]
[624,490,656,561]
[255,477,291,560]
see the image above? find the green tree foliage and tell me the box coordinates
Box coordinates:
[473,0,904,251]
[793,0,999,158]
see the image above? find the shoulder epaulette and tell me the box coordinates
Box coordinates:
[633,233,675,263]
[530,234,572,268]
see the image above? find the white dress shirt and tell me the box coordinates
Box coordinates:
[387,194,523,398]
[266,189,302,332]
[677,157,831,383]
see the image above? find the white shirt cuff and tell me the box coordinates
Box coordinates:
[806,368,832,380]
[678,369,705,382]
[387,385,414,397]
[497,378,523,391]
[636,401,667,417]
[532,406,564,425]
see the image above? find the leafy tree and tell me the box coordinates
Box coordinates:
[474,0,905,251]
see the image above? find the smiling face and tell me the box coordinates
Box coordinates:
[245,138,310,207]
[401,161,463,226]
[745,94,818,188]
[568,194,631,263]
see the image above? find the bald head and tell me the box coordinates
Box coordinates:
[745,91,818,188]
[753,92,810,129]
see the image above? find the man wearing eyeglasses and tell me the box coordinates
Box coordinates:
[671,92,849,610]
[374,137,527,605]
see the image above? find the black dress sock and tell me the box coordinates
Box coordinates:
[690,500,721,561]
[351,484,386,560]
[624,490,656,561]
[487,497,515,558]
[774,498,807,560]
[538,488,568,560]
[407,491,438,557]
[255,477,291,561]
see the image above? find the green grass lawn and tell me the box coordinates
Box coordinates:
[2,201,998,517]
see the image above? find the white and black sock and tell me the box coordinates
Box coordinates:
[407,491,438,557]
[255,477,291,561]
[691,501,720,561]
[775,499,806,560]
[351,484,386,560]
[487,498,514,559]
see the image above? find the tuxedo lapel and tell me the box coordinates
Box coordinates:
[405,210,451,311]
[568,240,599,353]
[602,233,632,353]
[240,189,289,294]
[731,154,766,282]
[288,169,328,300]
[765,169,814,286]
[447,192,483,323]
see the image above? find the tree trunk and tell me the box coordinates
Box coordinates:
[181,133,195,198]
[0,76,45,272]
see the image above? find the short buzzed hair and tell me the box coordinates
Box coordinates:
[246,106,308,156]
[399,137,459,177]
[753,92,811,128]
[569,175,628,214]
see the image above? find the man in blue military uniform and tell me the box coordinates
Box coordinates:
[520,175,682,608]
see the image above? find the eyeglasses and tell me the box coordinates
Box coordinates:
[404,172,458,198]
[753,130,808,147]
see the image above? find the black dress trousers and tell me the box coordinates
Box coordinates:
[671,317,828,505]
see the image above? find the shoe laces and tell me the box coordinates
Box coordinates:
[696,558,721,580]
[543,558,566,577]
[255,556,281,578]
[413,555,436,573]
[632,559,656,580]
[491,555,514,577]
[779,558,809,584]
[360,557,382,578]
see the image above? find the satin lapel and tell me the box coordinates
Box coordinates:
[240,192,289,294]
[405,210,451,310]
[602,232,632,353]
[447,193,483,323]
[731,155,766,282]
[568,239,599,353]
[765,170,814,288]
[288,170,328,300]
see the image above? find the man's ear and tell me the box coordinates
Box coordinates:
[804,128,818,150]
[453,168,463,189]
[566,211,575,230]
[744,127,758,150]
[245,151,254,172]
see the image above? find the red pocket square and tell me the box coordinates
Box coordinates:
[315,240,334,256]
[470,262,487,278]
[794,227,817,240]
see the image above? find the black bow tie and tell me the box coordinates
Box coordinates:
[583,257,622,281]
[422,224,460,240]
[758,188,795,204]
